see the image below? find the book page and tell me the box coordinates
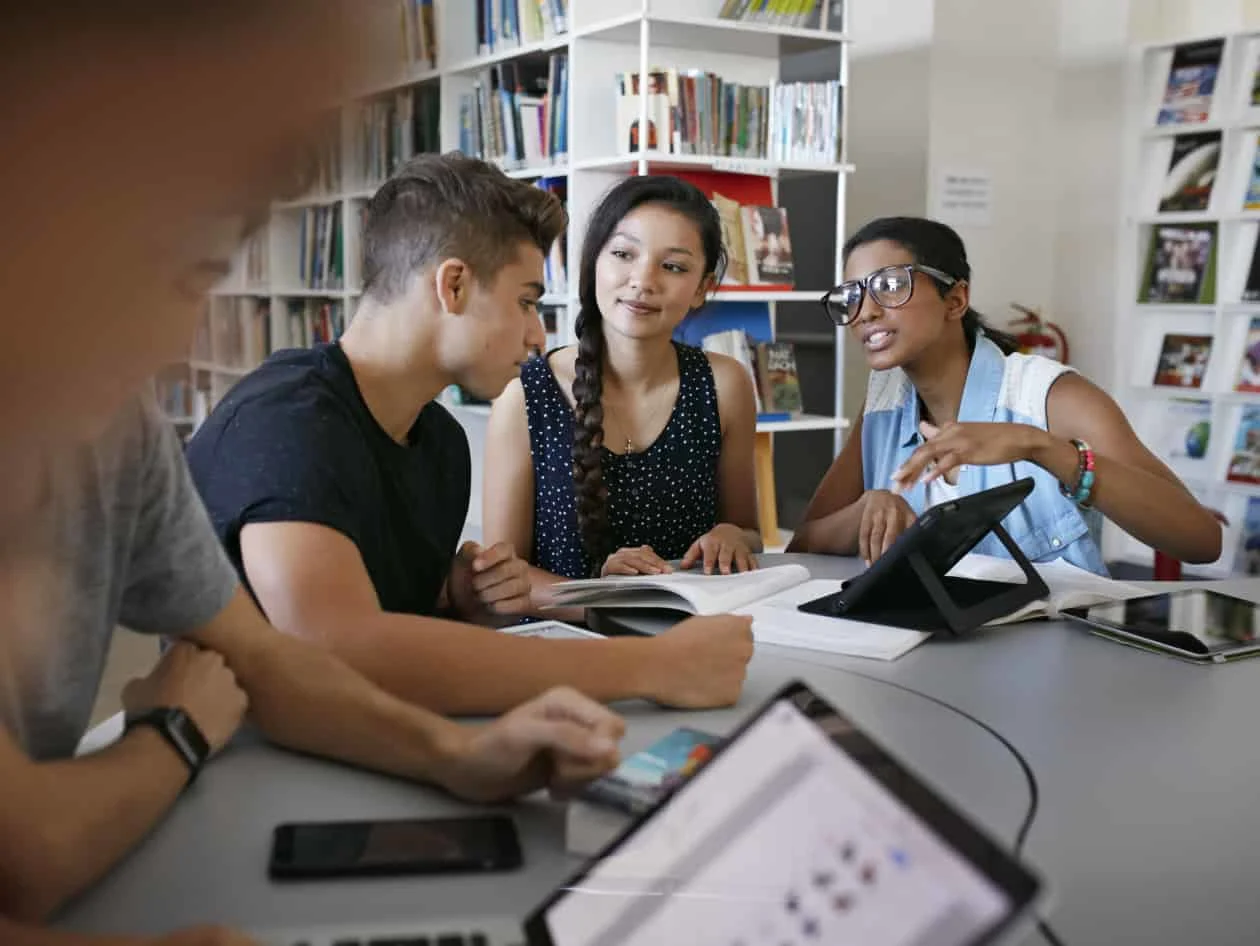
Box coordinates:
[947,553,1151,624]
[539,564,811,615]
[499,620,605,640]
[736,580,931,661]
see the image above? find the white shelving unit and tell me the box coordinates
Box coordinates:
[183,0,853,541]
[1117,29,1260,575]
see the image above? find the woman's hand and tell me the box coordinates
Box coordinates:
[891,420,1047,493]
[858,490,918,565]
[602,545,673,577]
[681,523,759,575]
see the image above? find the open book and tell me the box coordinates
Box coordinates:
[534,563,813,616]
[943,554,1150,624]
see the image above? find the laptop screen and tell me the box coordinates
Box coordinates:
[529,684,1039,946]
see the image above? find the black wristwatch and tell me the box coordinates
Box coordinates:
[124,707,210,786]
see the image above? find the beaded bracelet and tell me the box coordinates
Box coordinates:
[1059,438,1096,507]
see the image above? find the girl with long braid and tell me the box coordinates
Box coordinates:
[485,174,762,604]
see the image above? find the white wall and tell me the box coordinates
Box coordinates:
[1128,0,1252,42]
[926,0,1063,337]
[843,0,935,414]
[1050,0,1131,390]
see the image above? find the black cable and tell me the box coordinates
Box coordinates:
[828,665,1040,851]
[825,665,1069,946]
[1038,918,1068,946]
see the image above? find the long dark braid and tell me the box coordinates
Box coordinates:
[570,174,727,574]
[572,306,611,570]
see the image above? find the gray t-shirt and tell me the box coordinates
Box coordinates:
[0,394,239,760]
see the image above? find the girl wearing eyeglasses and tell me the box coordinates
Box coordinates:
[788,216,1221,574]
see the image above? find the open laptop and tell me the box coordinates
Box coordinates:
[259,681,1042,946]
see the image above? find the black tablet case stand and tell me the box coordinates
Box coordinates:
[841,523,1050,635]
[799,479,1052,636]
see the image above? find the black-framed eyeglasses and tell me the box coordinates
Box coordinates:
[819,263,958,327]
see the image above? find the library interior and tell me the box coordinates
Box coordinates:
[6,2,1260,946]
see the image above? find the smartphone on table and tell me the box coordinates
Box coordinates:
[268,814,523,880]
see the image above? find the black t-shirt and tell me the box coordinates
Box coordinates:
[185,343,470,617]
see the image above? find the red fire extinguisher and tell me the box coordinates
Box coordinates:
[1007,303,1069,364]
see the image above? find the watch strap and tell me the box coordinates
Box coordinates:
[124,707,209,785]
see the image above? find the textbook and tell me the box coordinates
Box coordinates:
[566,727,722,856]
[534,563,813,616]
[942,554,1149,625]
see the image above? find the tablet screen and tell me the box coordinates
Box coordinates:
[1072,590,1260,653]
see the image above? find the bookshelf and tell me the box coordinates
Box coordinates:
[183,0,852,548]
[1118,29,1260,576]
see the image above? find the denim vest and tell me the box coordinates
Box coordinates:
[861,333,1108,576]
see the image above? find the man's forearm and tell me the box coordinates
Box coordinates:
[223,626,469,786]
[0,729,187,921]
[320,608,656,715]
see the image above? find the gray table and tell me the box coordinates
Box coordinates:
[57,555,1260,946]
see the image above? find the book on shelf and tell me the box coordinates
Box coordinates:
[476,0,567,57]
[700,328,769,417]
[1152,333,1212,388]
[770,79,843,164]
[718,0,827,28]
[1158,131,1221,212]
[210,297,271,370]
[1235,497,1260,575]
[240,230,269,287]
[277,299,345,350]
[1235,317,1260,392]
[1156,39,1224,126]
[399,0,438,70]
[740,205,795,285]
[698,329,797,421]
[1226,404,1260,485]
[614,70,842,165]
[1139,223,1215,304]
[1154,397,1213,465]
[566,727,722,857]
[534,177,568,294]
[355,84,440,187]
[297,204,344,292]
[754,340,803,414]
[1244,135,1260,211]
[460,54,567,167]
[673,171,797,289]
[711,191,749,285]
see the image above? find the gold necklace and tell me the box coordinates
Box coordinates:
[607,384,676,455]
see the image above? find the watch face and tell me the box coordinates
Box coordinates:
[165,708,209,762]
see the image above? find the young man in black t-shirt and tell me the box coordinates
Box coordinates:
[187,153,754,716]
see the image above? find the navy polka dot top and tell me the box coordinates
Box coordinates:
[520,341,723,579]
